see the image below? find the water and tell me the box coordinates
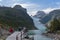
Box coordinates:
[28,17,53,40]
[32,17,46,32]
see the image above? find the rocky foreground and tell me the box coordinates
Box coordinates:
[6,31,33,40]
[43,33,60,40]
[0,31,10,40]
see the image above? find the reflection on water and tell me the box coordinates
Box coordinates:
[28,30,44,35]
[34,35,52,40]
[28,30,52,40]
[28,17,53,40]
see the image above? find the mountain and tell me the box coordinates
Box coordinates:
[14,5,27,12]
[40,9,60,24]
[34,11,46,19]
[0,5,37,30]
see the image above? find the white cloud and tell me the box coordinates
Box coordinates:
[28,11,37,16]
[0,0,2,1]
[42,7,60,14]
[12,3,40,16]
[42,2,60,14]
[11,2,60,16]
[0,0,60,16]
[12,3,40,8]
[12,3,60,16]
[20,3,40,16]
[12,3,32,8]
[42,8,54,13]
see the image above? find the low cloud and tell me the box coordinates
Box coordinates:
[12,3,40,8]
[42,7,60,14]
[42,8,55,14]
[12,3,60,16]
[12,3,41,16]
[0,0,60,16]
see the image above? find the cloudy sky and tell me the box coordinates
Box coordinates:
[0,0,60,16]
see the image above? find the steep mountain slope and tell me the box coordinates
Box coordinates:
[0,5,37,30]
[34,11,46,19]
[40,9,60,24]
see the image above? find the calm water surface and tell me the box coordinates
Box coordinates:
[28,17,53,40]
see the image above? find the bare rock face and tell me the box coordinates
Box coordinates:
[34,11,46,19]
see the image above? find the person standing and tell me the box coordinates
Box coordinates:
[9,27,14,34]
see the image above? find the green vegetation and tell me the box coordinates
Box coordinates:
[0,6,37,30]
[47,18,60,33]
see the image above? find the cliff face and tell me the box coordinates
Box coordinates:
[0,5,37,30]
[34,11,46,19]
[40,9,60,24]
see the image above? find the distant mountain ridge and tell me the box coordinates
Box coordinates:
[14,5,27,12]
[40,9,60,24]
[0,5,37,30]
[34,11,46,19]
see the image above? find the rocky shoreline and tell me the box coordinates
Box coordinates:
[42,33,60,40]
[0,29,12,40]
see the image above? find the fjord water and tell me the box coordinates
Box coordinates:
[30,17,53,40]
